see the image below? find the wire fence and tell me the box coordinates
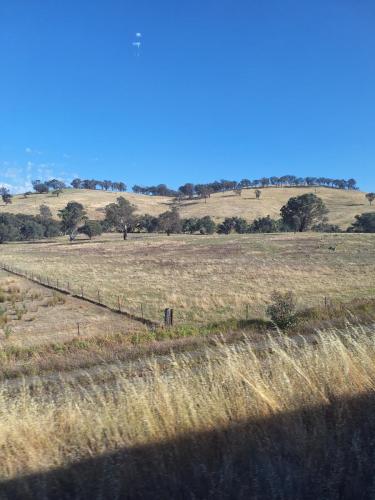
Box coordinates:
[0,262,161,329]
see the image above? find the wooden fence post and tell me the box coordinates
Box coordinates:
[118,296,121,312]
[164,308,174,328]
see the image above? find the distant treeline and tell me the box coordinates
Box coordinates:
[27,179,127,195]
[2,175,358,199]
[1,191,374,244]
[70,179,127,191]
[133,176,358,197]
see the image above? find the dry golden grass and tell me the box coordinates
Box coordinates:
[1,324,375,498]
[0,272,142,347]
[1,186,374,228]
[0,189,168,219]
[1,232,374,324]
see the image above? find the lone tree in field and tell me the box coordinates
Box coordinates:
[157,208,182,236]
[280,193,328,232]
[58,202,87,241]
[255,189,261,199]
[104,196,136,240]
[178,183,195,199]
[366,193,375,206]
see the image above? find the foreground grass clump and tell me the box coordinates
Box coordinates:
[1,297,373,381]
[1,324,375,498]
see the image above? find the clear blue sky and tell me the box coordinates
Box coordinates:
[1,0,374,193]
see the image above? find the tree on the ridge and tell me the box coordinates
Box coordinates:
[365,193,375,206]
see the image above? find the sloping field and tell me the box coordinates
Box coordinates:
[0,232,374,324]
[1,186,374,228]
[0,189,168,219]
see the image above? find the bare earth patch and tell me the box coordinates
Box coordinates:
[0,271,143,347]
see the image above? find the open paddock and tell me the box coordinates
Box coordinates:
[0,232,374,325]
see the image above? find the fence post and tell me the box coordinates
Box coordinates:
[81,285,84,298]
[140,303,144,319]
[97,289,101,304]
[164,308,173,328]
[77,322,80,336]
[118,296,121,312]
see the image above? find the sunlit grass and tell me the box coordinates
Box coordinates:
[1,322,375,497]
[1,232,374,324]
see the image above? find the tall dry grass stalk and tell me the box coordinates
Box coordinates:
[1,323,375,498]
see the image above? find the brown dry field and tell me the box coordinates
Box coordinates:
[1,186,374,228]
[0,270,142,347]
[0,232,374,324]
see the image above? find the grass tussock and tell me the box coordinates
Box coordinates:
[2,323,375,498]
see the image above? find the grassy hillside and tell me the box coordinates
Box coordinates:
[1,186,374,228]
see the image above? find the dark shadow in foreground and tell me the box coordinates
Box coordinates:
[2,392,375,499]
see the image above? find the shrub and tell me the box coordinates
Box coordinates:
[312,223,341,233]
[78,220,103,239]
[349,213,375,233]
[266,291,297,329]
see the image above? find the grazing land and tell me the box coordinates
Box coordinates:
[0,232,374,324]
[1,186,375,228]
